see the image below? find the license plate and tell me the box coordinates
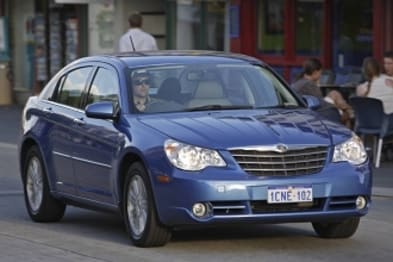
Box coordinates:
[267,186,313,204]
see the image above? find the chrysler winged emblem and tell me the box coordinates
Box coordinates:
[275,144,288,153]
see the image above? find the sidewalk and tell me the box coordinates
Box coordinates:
[0,105,23,145]
[1,105,392,197]
[371,162,393,198]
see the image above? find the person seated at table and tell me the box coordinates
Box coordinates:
[356,57,393,114]
[383,51,393,87]
[291,57,353,126]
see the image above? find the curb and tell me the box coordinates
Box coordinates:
[372,187,393,198]
[0,142,18,150]
[0,190,23,196]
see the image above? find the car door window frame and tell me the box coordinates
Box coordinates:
[51,66,95,109]
[83,64,120,109]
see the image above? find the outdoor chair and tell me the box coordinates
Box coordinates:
[349,97,393,168]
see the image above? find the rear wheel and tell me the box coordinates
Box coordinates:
[123,162,171,247]
[312,217,360,238]
[23,146,65,222]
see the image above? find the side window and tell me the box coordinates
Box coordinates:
[39,75,60,100]
[56,67,92,108]
[86,68,119,105]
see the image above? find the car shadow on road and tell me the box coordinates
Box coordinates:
[171,223,315,242]
[2,195,361,250]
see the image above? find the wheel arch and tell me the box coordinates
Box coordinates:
[19,137,56,191]
[19,138,39,181]
[117,152,144,213]
[116,151,163,220]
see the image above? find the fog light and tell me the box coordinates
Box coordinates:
[356,196,367,210]
[192,203,207,217]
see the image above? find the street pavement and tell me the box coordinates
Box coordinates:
[1,105,392,197]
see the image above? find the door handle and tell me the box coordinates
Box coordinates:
[73,118,86,125]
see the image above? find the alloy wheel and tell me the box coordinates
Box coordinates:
[127,175,148,237]
[26,156,44,213]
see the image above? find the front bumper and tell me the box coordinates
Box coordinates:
[152,162,372,227]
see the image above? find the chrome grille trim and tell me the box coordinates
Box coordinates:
[244,165,324,172]
[212,205,246,210]
[231,150,327,158]
[229,145,328,176]
[237,157,325,165]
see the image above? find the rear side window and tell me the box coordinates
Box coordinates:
[86,68,119,105]
[55,67,92,108]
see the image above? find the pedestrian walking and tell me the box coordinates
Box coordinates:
[118,12,158,52]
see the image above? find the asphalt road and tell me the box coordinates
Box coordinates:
[0,193,392,262]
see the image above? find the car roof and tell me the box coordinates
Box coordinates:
[76,50,266,68]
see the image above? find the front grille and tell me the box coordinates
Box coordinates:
[251,199,324,213]
[230,146,327,176]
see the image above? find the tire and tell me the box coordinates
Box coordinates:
[312,217,360,238]
[123,162,171,247]
[22,146,66,222]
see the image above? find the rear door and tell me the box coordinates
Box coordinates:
[45,66,94,195]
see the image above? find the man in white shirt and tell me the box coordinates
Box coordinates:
[118,13,158,52]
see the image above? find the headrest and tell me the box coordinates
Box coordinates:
[194,81,224,98]
[157,77,181,99]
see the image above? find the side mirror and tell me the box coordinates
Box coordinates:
[302,95,321,110]
[85,101,118,120]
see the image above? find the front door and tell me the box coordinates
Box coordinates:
[71,66,123,204]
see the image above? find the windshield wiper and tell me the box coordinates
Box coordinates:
[186,105,254,112]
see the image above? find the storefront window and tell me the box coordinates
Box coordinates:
[257,0,284,55]
[333,0,372,68]
[295,0,323,56]
[176,0,226,50]
[206,1,225,50]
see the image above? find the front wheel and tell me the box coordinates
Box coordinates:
[312,217,360,238]
[123,162,171,247]
[22,146,66,222]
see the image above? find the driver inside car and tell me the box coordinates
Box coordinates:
[132,71,153,112]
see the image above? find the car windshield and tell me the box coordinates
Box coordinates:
[129,63,301,113]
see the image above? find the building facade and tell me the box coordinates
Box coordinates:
[230,0,393,81]
[0,0,392,104]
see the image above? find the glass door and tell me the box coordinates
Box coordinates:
[332,0,372,69]
[256,0,325,82]
[175,0,227,51]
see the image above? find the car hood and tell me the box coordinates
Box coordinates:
[137,109,351,149]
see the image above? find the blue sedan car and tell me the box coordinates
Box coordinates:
[19,51,371,247]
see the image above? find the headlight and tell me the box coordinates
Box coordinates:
[164,139,226,171]
[333,134,367,165]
